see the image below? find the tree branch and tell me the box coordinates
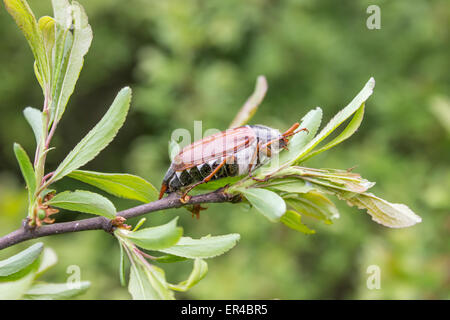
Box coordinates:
[0,189,240,251]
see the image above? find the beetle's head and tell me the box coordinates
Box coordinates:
[251,123,308,153]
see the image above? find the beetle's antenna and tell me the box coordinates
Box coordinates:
[282,122,300,137]
[284,122,308,139]
[263,122,308,150]
[282,122,309,139]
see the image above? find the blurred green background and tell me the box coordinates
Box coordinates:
[0,0,449,299]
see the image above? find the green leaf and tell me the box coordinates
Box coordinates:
[47,190,116,219]
[169,259,208,292]
[132,218,147,232]
[24,281,90,300]
[302,104,365,161]
[0,270,36,300]
[289,166,375,193]
[49,87,132,183]
[36,247,58,278]
[128,263,174,300]
[338,192,422,228]
[23,107,43,146]
[265,178,315,194]
[159,234,240,259]
[68,170,158,203]
[257,107,322,176]
[286,191,340,223]
[278,107,323,164]
[3,0,50,87]
[155,254,188,263]
[51,0,93,124]
[33,61,44,89]
[119,244,126,287]
[294,78,375,163]
[52,0,71,27]
[0,242,43,277]
[229,75,268,128]
[194,175,243,191]
[286,167,422,228]
[280,210,316,234]
[38,16,55,63]
[128,264,154,300]
[124,217,183,251]
[13,143,36,202]
[240,188,286,222]
[51,0,73,110]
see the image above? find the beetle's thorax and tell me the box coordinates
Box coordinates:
[248,124,286,152]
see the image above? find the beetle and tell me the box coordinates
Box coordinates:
[159,122,307,201]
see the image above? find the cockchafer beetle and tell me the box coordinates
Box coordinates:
[159,122,307,202]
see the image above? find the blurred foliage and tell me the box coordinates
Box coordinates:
[0,0,449,299]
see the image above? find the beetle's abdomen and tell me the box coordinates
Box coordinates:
[165,158,240,193]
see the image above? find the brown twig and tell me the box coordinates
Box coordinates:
[0,189,239,250]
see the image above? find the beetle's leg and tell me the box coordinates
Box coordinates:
[158,182,168,200]
[248,142,269,182]
[180,156,233,203]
